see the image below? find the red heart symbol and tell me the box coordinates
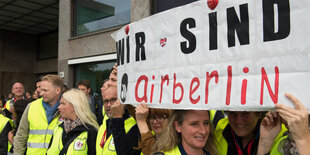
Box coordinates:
[207,0,218,10]
[160,38,167,47]
[124,25,129,35]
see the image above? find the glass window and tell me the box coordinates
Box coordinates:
[73,0,131,36]
[74,60,115,97]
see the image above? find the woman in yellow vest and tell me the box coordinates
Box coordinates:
[134,102,173,155]
[47,89,99,155]
[0,113,13,154]
[153,110,218,155]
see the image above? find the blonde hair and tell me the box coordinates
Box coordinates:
[62,89,99,130]
[153,110,218,154]
[41,74,64,89]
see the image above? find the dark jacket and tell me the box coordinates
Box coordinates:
[106,109,141,155]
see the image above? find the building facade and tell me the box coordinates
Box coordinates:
[0,0,196,97]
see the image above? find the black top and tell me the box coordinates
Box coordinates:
[106,109,141,155]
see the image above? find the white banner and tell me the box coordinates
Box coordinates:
[112,0,310,111]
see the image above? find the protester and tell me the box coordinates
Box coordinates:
[214,110,287,155]
[3,82,25,119]
[0,112,13,155]
[153,110,217,155]
[0,98,4,109]
[47,89,98,155]
[7,99,33,154]
[35,78,42,98]
[25,91,31,99]
[134,103,172,155]
[14,75,63,155]
[31,91,38,99]
[77,80,103,125]
[96,85,140,155]
[257,94,310,155]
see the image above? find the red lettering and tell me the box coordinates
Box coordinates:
[160,75,169,103]
[173,73,184,104]
[135,75,148,103]
[205,71,219,104]
[150,75,155,103]
[189,77,200,104]
[260,66,279,105]
[241,79,247,105]
[241,67,249,105]
[226,66,232,105]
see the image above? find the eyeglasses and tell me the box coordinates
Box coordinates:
[149,115,168,123]
[103,98,117,104]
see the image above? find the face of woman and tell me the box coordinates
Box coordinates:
[149,114,169,135]
[175,110,210,151]
[58,97,76,120]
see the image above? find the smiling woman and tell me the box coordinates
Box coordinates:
[47,89,99,155]
[153,110,218,155]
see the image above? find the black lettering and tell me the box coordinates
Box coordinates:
[180,18,196,54]
[126,36,130,63]
[116,38,125,66]
[209,12,218,50]
[135,32,146,61]
[263,0,290,41]
[227,4,249,47]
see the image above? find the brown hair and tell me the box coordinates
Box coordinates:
[76,80,91,89]
[149,108,173,117]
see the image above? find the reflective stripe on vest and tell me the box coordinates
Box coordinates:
[27,98,60,154]
[96,114,136,155]
[47,125,89,155]
[29,129,54,135]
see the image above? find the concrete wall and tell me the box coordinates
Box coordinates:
[0,30,58,97]
[58,0,152,88]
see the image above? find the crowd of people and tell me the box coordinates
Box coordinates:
[0,65,309,155]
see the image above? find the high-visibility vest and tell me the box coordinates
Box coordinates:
[96,114,136,155]
[3,99,12,111]
[27,98,60,155]
[8,141,13,155]
[214,117,287,155]
[161,146,182,155]
[0,114,13,154]
[47,125,88,155]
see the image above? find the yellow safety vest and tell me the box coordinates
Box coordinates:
[0,114,13,154]
[162,146,182,155]
[215,117,287,155]
[8,140,13,155]
[27,98,60,155]
[47,125,88,155]
[96,114,136,155]
[3,99,12,111]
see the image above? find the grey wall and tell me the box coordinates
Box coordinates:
[58,0,152,88]
[0,30,58,97]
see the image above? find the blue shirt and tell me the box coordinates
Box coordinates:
[42,99,60,124]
